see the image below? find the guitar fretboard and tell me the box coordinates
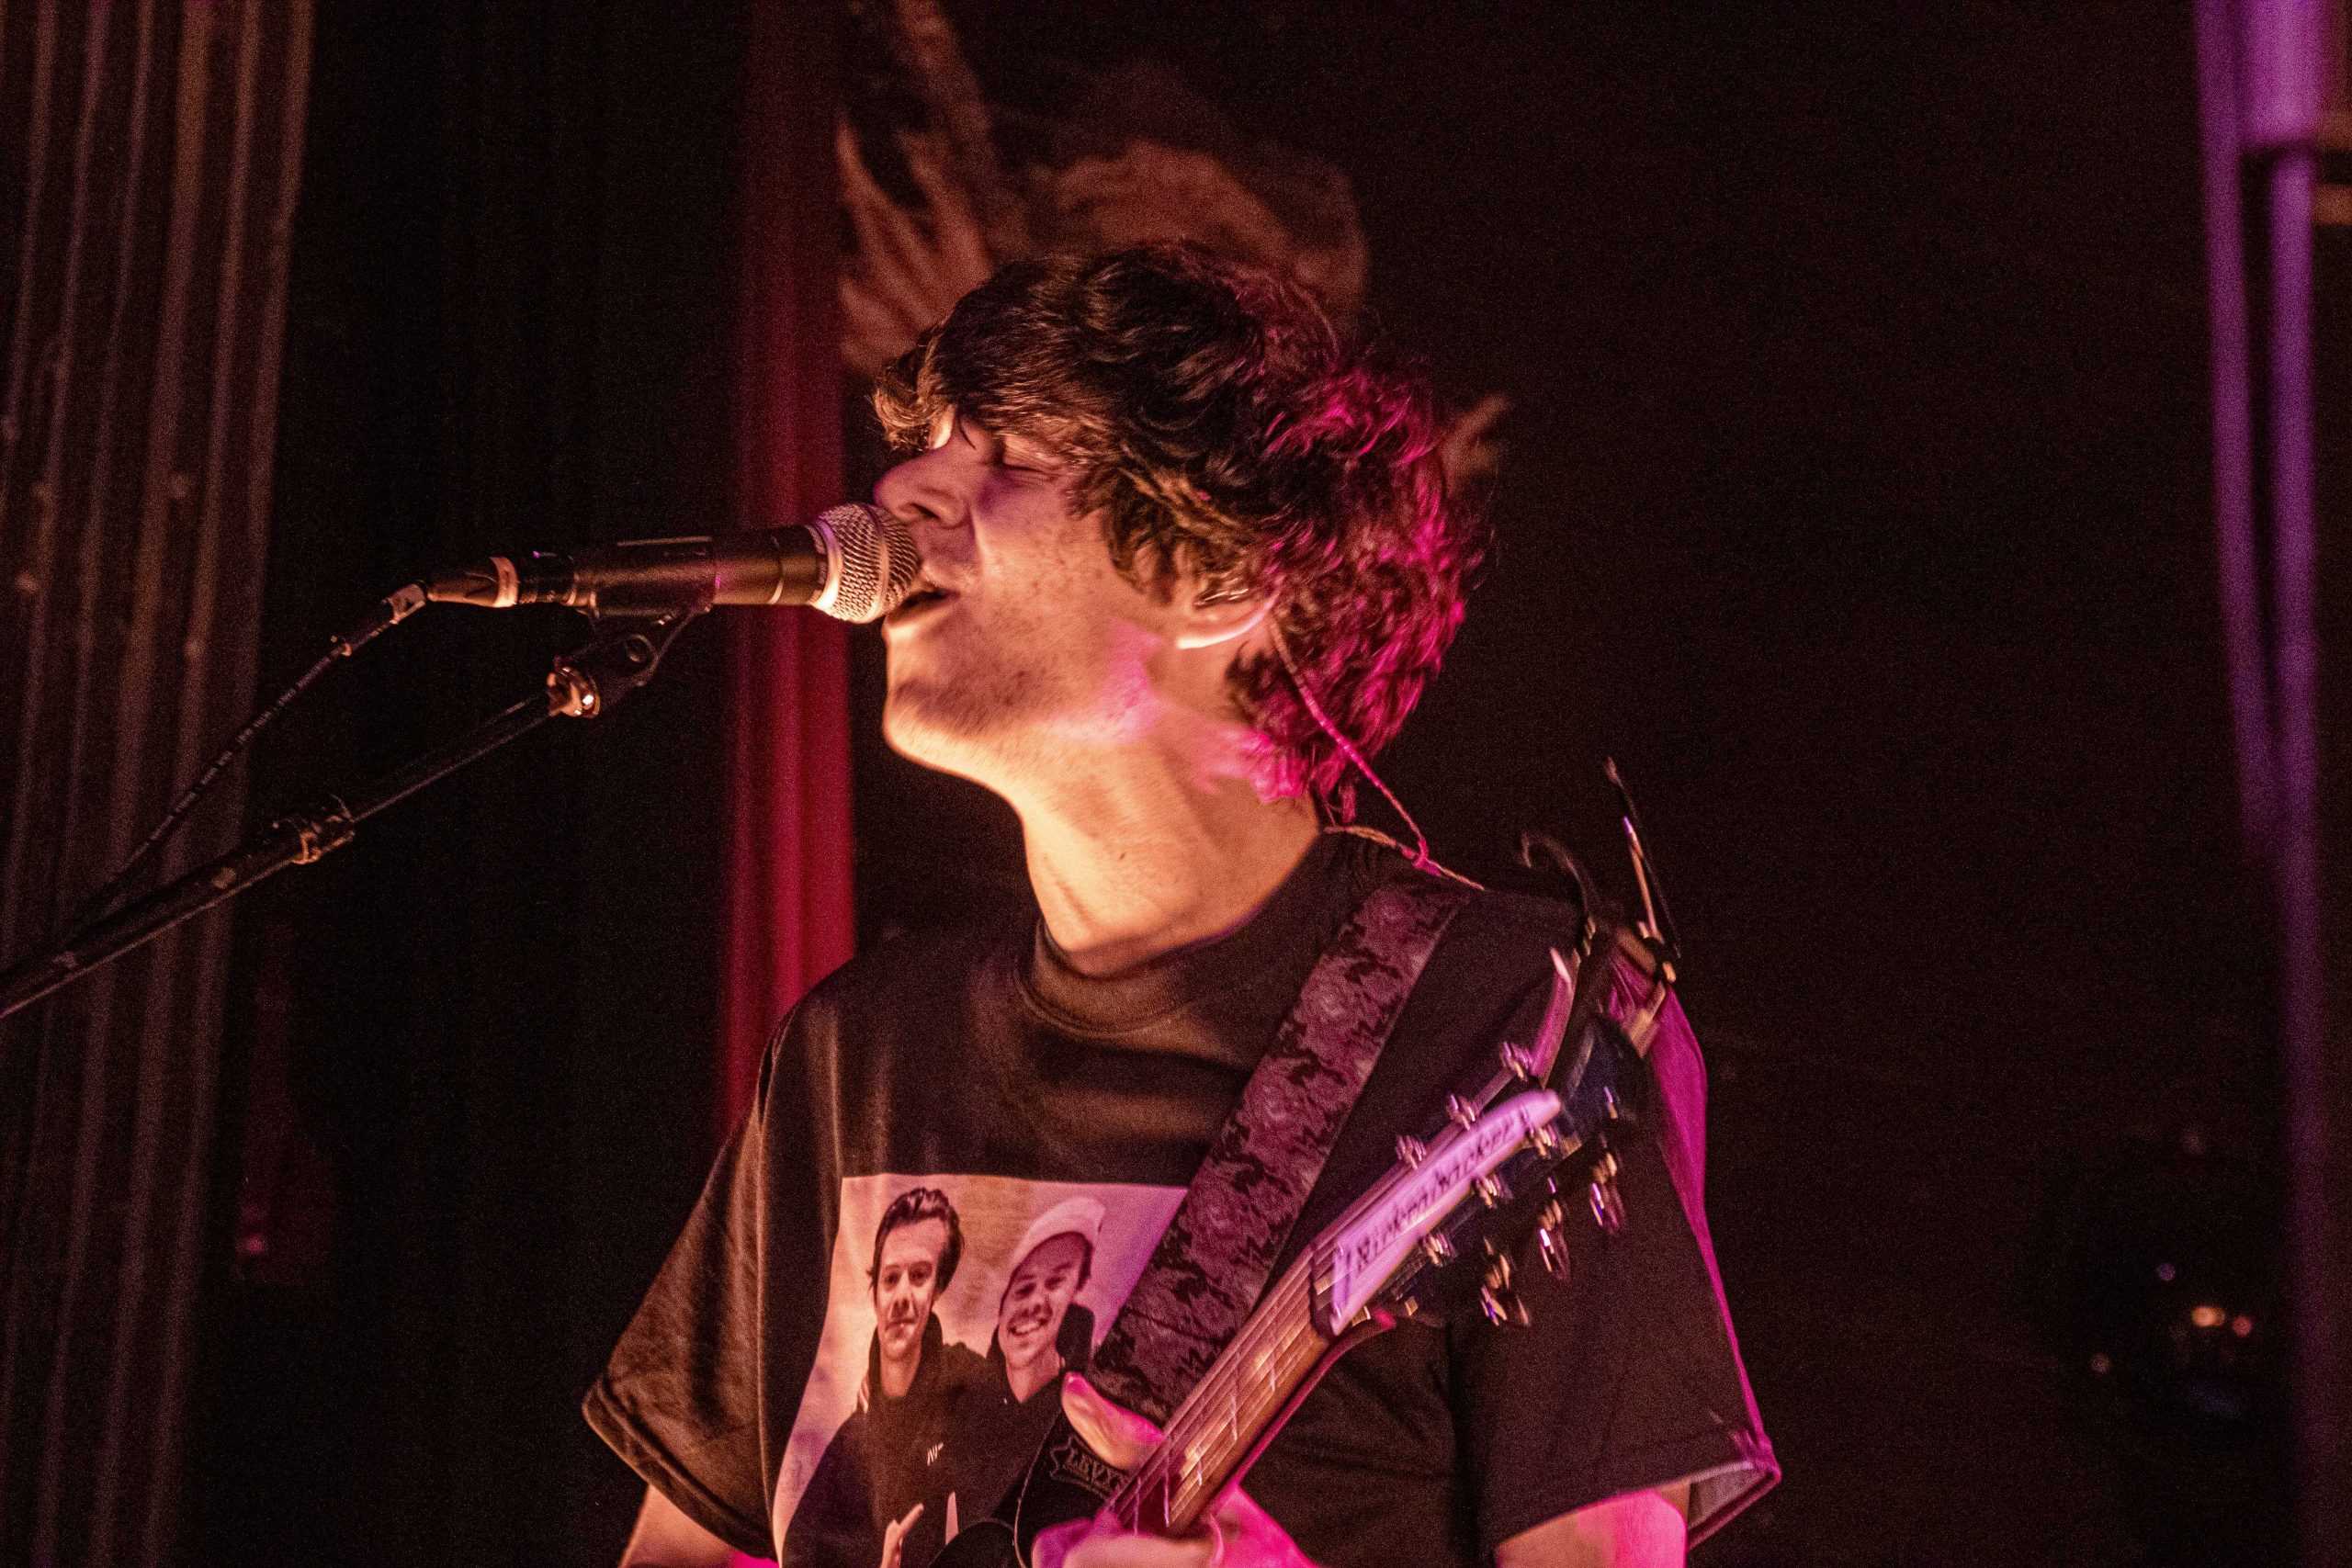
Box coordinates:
[1106,1253,1333,1537]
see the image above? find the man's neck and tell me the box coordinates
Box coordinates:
[1005,1350,1061,1404]
[1009,748,1320,977]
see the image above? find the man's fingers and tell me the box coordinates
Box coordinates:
[879,1500,923,1568]
[1060,1374,1161,1470]
[1030,1517,1082,1568]
[1053,1382,1309,1563]
[1062,1532,1216,1568]
[1044,1514,1218,1568]
[1208,1491,1311,1568]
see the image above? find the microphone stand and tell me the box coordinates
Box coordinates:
[0,607,703,1024]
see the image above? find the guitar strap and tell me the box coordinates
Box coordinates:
[1085,871,1471,1423]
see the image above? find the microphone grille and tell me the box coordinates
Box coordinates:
[812,503,918,623]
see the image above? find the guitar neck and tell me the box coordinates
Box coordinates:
[1102,1252,1340,1538]
[1093,936,1645,1543]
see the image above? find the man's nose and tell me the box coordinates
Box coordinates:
[874,448,967,546]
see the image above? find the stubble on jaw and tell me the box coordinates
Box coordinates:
[880,662,1061,790]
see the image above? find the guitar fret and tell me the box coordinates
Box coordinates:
[1120,1272,1317,1537]
[1090,946,1623,1556]
[1139,1284,1333,1539]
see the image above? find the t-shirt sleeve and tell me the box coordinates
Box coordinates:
[1452,974,1778,1554]
[582,1005,832,1558]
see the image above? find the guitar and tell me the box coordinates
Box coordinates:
[932,919,1674,1567]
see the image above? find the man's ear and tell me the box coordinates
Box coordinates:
[1173,591,1272,651]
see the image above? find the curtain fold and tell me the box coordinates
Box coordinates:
[720,15,850,1562]
[0,5,311,1563]
[721,8,854,1139]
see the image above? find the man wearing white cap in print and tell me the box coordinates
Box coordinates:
[934,1197,1107,1549]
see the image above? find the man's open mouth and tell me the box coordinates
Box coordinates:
[888,585,954,622]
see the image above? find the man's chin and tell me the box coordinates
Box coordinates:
[881,693,1002,785]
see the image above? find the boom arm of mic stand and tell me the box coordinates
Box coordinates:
[0,612,700,1025]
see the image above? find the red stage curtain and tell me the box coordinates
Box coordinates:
[0,5,312,1562]
[719,10,853,1141]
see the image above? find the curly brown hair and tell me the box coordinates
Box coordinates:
[871,244,1485,815]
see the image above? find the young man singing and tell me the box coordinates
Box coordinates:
[586,245,1774,1568]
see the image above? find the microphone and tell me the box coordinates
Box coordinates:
[424,503,918,623]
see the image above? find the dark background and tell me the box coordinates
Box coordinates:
[198,4,2341,1565]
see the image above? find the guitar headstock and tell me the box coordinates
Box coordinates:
[1311,925,1664,1335]
[1023,923,1679,1562]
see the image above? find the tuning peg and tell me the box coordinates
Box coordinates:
[1588,1152,1626,1236]
[1479,1281,1532,1327]
[1474,1173,1510,1208]
[1446,1094,1478,1128]
[1528,1121,1564,1158]
[1498,1043,1537,1081]
[1480,1250,1531,1325]
[1395,1134,1429,1168]
[1420,1232,1456,1266]
[1536,1218,1571,1282]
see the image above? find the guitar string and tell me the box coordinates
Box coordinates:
[1155,1248,1435,1525]
[1115,998,1594,1523]
[1131,1057,1578,1520]
[1117,967,1610,1528]
[1118,1261,1326,1529]
[1124,1334,1311,1529]
[1115,1269,1311,1523]
[1116,1270,1312,1525]
[1140,1148,1424,1498]
[1122,1200,1446,1527]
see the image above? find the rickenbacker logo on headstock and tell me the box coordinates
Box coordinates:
[1046,1433,1122,1501]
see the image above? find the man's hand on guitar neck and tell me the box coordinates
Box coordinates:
[1034,1375,1316,1568]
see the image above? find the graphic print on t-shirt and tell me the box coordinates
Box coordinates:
[772,1173,1186,1568]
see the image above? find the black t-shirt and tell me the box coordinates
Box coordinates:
[586,835,1775,1565]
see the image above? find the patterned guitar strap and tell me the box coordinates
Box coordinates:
[1086,873,1471,1424]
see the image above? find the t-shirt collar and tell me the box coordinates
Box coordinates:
[1022,833,1352,1037]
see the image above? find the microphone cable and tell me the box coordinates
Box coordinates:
[55,582,430,941]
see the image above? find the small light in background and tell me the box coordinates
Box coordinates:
[2189,1303,2226,1329]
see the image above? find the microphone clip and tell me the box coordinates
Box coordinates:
[548,605,703,719]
